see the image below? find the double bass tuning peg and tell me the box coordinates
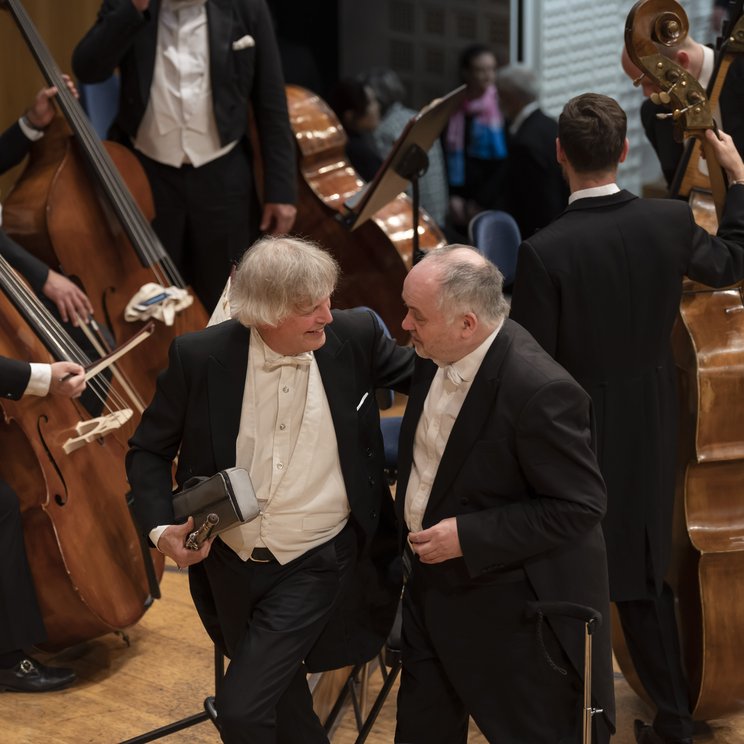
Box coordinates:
[650,91,672,106]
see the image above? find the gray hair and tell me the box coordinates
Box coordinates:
[497,64,538,104]
[420,244,509,325]
[230,235,339,327]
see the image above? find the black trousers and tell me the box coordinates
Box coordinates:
[616,582,693,740]
[135,140,259,313]
[394,565,609,744]
[0,479,46,654]
[203,527,357,744]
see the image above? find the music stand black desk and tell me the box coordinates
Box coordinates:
[340,85,466,264]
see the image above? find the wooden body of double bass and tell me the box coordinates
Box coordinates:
[668,277,744,720]
[620,0,744,720]
[2,117,209,409]
[0,287,159,650]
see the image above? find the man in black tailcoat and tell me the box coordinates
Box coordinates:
[510,92,744,744]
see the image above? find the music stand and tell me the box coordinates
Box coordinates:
[340,85,466,264]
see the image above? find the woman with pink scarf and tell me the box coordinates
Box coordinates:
[445,44,508,235]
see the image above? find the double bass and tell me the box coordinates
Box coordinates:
[624,0,744,720]
[0,254,161,650]
[0,0,210,411]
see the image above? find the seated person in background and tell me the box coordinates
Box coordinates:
[444,43,508,238]
[497,64,568,238]
[328,78,383,182]
[0,356,85,692]
[361,67,449,228]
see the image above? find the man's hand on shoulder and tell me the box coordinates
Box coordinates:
[408,517,463,564]
[157,517,214,568]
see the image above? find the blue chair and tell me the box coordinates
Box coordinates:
[468,209,522,288]
[78,75,120,140]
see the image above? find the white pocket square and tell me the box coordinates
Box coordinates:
[232,34,255,50]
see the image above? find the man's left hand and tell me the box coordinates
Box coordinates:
[260,203,297,235]
[408,517,463,564]
[25,75,79,130]
[42,270,94,326]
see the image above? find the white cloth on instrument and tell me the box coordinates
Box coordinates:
[124,283,193,326]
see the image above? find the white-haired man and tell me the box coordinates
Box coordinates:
[126,236,414,743]
[497,64,568,238]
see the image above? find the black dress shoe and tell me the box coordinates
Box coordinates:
[0,656,76,692]
[634,719,693,744]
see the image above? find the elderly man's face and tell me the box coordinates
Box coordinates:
[402,263,465,365]
[258,296,333,355]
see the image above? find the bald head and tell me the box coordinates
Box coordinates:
[402,245,508,362]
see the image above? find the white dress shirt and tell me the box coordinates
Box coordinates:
[404,324,501,533]
[25,363,51,397]
[134,0,238,167]
[151,328,350,560]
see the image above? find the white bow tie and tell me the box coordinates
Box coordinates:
[263,353,313,371]
[444,364,464,386]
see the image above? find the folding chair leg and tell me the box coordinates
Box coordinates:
[354,660,402,744]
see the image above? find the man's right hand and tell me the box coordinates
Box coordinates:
[49,361,86,398]
[157,517,213,568]
[132,0,149,11]
[705,128,744,184]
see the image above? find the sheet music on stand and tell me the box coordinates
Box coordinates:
[341,85,466,260]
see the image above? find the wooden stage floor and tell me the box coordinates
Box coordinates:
[2,562,744,743]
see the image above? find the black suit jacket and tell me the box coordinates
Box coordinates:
[72,0,297,205]
[395,319,615,730]
[0,355,31,400]
[504,108,568,238]
[510,187,744,600]
[126,309,413,670]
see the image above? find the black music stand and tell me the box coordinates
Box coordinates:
[340,85,467,264]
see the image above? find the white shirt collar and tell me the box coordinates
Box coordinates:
[700,45,714,90]
[568,183,620,205]
[437,320,503,384]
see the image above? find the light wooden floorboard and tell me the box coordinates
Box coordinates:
[3,560,744,742]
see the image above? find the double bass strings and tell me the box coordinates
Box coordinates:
[6,0,185,290]
[0,255,132,417]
